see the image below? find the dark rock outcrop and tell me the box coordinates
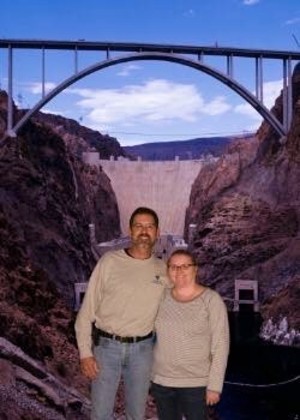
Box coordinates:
[0,94,123,418]
[186,64,300,335]
[0,97,121,305]
[32,111,129,160]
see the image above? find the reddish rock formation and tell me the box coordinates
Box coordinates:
[0,100,121,303]
[0,95,123,418]
[32,111,129,160]
[186,64,300,334]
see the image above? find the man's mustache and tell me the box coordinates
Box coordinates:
[138,234,151,239]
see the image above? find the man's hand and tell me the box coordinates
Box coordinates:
[206,390,220,405]
[80,356,100,380]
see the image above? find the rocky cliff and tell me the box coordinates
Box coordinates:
[186,64,300,339]
[0,92,122,418]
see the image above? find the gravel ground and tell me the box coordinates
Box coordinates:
[0,381,89,420]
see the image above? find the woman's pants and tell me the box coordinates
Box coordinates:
[151,382,208,420]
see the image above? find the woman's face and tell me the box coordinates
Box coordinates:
[167,253,197,288]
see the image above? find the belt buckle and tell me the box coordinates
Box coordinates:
[119,336,129,343]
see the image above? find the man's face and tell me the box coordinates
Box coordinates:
[129,213,159,248]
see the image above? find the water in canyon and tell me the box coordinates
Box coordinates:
[214,312,300,420]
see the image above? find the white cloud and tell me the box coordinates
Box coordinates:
[202,96,231,115]
[183,9,195,17]
[243,0,260,5]
[15,76,282,142]
[285,17,300,25]
[25,82,57,95]
[234,79,282,119]
[234,102,258,119]
[41,107,67,116]
[116,64,141,77]
[263,80,283,108]
[68,79,232,128]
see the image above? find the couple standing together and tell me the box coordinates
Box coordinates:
[75,207,230,420]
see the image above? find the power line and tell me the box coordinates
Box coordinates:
[225,374,300,388]
[292,34,300,49]
[108,129,255,138]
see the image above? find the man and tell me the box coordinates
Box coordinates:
[75,207,167,420]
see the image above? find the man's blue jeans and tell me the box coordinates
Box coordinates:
[91,336,154,420]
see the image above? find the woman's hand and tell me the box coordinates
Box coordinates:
[206,390,220,405]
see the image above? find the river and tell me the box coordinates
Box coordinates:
[213,312,300,420]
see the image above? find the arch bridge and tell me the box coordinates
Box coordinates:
[1,38,300,140]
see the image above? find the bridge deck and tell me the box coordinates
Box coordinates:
[1,39,300,60]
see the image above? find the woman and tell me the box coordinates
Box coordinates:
[151,249,230,420]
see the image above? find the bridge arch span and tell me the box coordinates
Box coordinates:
[11,52,285,137]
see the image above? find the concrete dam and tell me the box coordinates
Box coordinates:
[83,152,215,236]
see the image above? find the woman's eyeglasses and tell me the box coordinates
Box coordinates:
[168,264,195,272]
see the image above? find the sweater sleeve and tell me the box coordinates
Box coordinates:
[207,291,230,393]
[74,258,104,359]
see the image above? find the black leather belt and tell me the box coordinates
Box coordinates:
[96,328,153,343]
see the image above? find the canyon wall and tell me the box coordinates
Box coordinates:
[185,63,300,334]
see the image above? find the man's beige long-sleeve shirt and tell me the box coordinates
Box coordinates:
[75,249,167,359]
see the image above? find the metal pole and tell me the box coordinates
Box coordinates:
[74,46,78,74]
[42,47,45,98]
[7,44,15,137]
[255,57,259,100]
[226,54,233,77]
[256,56,263,103]
[282,59,288,132]
[287,57,293,131]
[197,52,204,63]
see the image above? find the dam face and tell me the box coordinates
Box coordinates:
[83,153,212,236]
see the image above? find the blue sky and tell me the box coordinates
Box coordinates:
[1,0,300,146]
